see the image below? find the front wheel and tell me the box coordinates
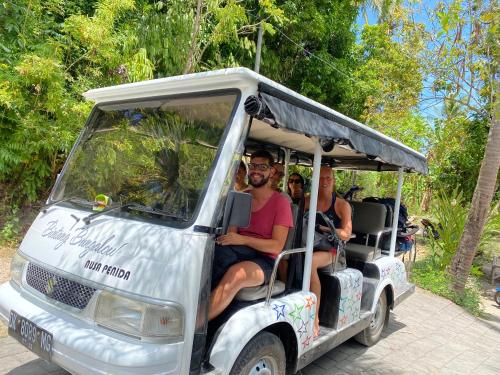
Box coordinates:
[230,332,286,375]
[355,291,388,346]
[495,291,500,306]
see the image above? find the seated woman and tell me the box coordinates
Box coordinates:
[305,166,352,337]
[287,173,305,204]
[234,161,249,191]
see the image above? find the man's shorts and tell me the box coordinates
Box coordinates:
[211,244,275,289]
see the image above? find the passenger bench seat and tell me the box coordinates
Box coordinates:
[345,202,390,261]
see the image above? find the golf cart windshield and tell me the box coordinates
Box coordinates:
[51,92,238,224]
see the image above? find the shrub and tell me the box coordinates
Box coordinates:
[411,258,482,316]
[427,188,468,269]
[0,206,21,244]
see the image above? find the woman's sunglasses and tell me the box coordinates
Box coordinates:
[288,178,302,184]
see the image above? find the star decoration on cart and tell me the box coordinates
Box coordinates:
[301,335,312,349]
[381,267,391,279]
[288,303,304,325]
[298,320,308,338]
[305,296,315,311]
[272,304,286,320]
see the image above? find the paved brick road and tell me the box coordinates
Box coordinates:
[1,287,499,374]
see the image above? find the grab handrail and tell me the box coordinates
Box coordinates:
[264,247,306,306]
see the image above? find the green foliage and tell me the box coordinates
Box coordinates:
[477,202,500,258]
[0,50,90,201]
[2,0,485,250]
[427,188,469,269]
[333,170,424,216]
[0,0,371,209]
[425,186,499,272]
[344,23,430,149]
[411,258,482,316]
[423,0,499,208]
[127,0,192,77]
[0,206,20,243]
[0,0,289,206]
[0,0,99,203]
[427,0,498,116]
[428,114,494,203]
[257,0,358,109]
[411,259,455,297]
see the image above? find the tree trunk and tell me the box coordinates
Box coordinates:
[420,150,434,212]
[450,82,500,293]
[420,185,431,212]
[183,0,203,74]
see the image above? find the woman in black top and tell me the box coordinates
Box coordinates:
[305,166,352,337]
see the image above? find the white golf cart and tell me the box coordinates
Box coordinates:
[0,68,427,375]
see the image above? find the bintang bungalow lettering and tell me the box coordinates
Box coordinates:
[42,220,128,258]
[84,260,131,280]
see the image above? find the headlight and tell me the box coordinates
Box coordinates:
[10,252,27,287]
[95,291,184,340]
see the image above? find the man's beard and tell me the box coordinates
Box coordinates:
[249,174,269,188]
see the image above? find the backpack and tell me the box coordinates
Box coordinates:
[362,197,408,229]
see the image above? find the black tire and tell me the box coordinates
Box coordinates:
[355,291,388,346]
[230,332,286,375]
[495,291,500,306]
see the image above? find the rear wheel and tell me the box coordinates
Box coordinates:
[495,291,500,306]
[230,332,285,375]
[355,291,388,346]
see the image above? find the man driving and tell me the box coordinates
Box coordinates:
[209,150,293,320]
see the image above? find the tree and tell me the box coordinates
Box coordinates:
[357,0,403,25]
[421,0,499,292]
[0,0,287,204]
[450,85,499,292]
[346,24,427,141]
[256,0,359,110]
[0,0,95,202]
[338,18,430,207]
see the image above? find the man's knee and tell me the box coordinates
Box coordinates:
[222,261,264,289]
[225,264,249,284]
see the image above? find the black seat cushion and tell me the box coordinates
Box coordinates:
[318,272,341,328]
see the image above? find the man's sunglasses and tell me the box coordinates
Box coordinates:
[288,178,302,184]
[248,163,270,171]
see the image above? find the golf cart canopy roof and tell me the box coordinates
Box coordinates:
[84,67,428,174]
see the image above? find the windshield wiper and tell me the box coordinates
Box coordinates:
[82,203,135,225]
[83,203,188,225]
[42,197,92,214]
[125,204,188,222]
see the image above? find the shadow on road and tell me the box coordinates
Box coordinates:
[6,359,68,375]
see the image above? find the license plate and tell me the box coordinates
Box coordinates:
[8,310,53,361]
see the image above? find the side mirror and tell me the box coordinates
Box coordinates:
[222,190,252,234]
